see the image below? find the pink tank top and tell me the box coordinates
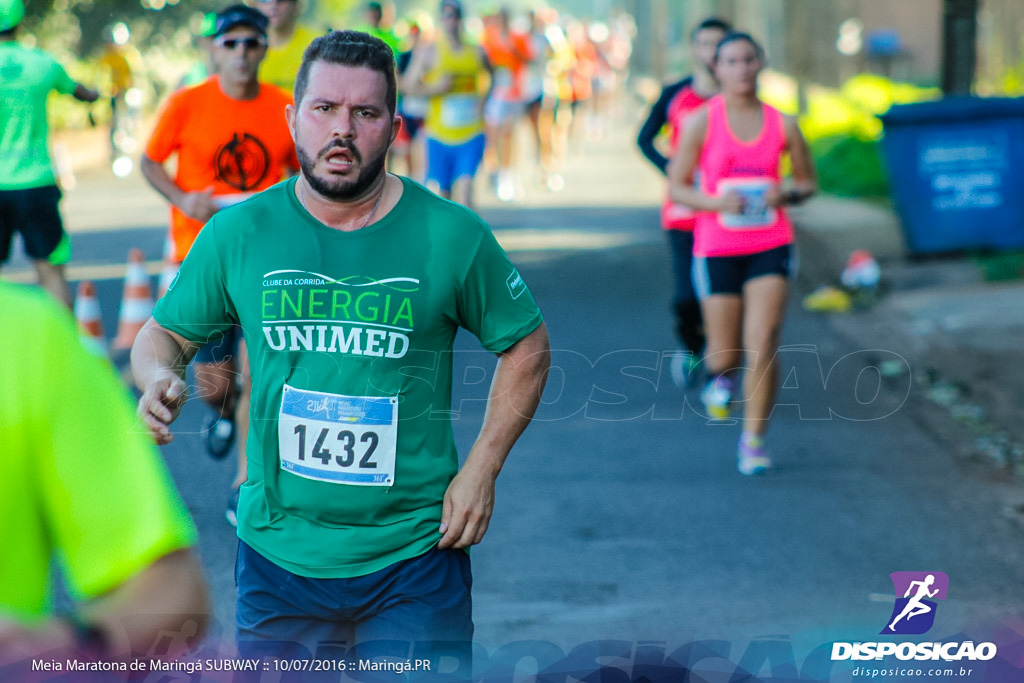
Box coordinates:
[661,84,708,231]
[693,95,794,257]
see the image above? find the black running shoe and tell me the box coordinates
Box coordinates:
[203,414,235,460]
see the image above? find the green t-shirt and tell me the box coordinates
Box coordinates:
[154,176,543,578]
[0,283,197,622]
[369,27,401,55]
[0,42,77,189]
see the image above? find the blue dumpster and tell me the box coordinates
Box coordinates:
[879,97,1024,254]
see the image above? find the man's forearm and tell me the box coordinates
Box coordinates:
[80,549,209,660]
[130,318,194,392]
[467,323,551,474]
[139,155,186,209]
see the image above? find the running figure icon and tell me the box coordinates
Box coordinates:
[888,574,939,632]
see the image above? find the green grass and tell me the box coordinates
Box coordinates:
[973,250,1024,281]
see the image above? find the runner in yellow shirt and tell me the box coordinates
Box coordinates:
[253,0,324,90]
[402,0,493,209]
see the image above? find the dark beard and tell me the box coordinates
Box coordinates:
[297,139,388,201]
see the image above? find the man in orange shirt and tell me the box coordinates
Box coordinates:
[141,4,299,525]
[481,8,531,202]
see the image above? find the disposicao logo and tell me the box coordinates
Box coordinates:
[831,571,998,663]
[881,571,948,635]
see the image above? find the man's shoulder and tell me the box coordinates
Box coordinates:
[400,178,487,233]
[1,43,58,73]
[162,78,216,110]
[223,181,292,219]
[660,76,692,99]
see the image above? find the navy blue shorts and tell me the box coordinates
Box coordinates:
[0,185,64,262]
[401,114,425,140]
[426,134,485,194]
[692,244,797,299]
[235,540,474,672]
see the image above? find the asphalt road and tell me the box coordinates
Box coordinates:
[7,125,1024,682]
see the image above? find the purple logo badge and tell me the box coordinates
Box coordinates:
[881,571,949,635]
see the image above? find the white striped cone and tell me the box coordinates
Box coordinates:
[113,248,155,350]
[74,280,107,353]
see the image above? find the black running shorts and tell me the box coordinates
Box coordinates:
[0,185,64,262]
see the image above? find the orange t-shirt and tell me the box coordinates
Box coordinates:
[145,77,299,262]
[482,28,531,101]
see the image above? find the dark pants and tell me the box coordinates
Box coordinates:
[667,229,705,355]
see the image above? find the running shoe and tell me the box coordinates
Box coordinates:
[737,435,772,476]
[668,350,701,389]
[203,414,235,460]
[700,374,734,419]
[225,487,239,528]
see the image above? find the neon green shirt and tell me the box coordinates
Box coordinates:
[0,283,197,621]
[154,177,543,578]
[357,26,401,55]
[0,42,77,189]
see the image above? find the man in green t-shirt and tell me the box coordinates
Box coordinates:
[132,30,549,662]
[0,282,207,669]
[359,1,400,55]
[0,0,98,308]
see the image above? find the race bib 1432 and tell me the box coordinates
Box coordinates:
[277,385,398,486]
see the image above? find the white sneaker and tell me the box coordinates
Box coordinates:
[700,375,735,420]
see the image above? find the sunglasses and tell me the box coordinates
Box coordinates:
[215,37,267,50]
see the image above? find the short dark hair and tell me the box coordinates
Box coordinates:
[294,30,398,117]
[691,17,731,42]
[713,31,765,64]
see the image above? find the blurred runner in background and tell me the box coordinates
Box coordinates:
[481,7,530,202]
[637,17,730,388]
[254,0,324,91]
[98,22,142,166]
[669,32,816,476]
[0,0,98,309]
[402,0,492,209]
[521,8,554,189]
[141,5,299,525]
[393,12,430,182]
[538,10,574,192]
[178,12,218,89]
[359,1,400,54]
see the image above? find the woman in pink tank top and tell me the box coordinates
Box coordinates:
[667,32,816,475]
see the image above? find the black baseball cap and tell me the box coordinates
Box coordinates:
[440,0,462,17]
[213,5,269,38]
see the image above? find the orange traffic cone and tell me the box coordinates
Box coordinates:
[74,280,106,353]
[157,237,179,299]
[113,248,155,350]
